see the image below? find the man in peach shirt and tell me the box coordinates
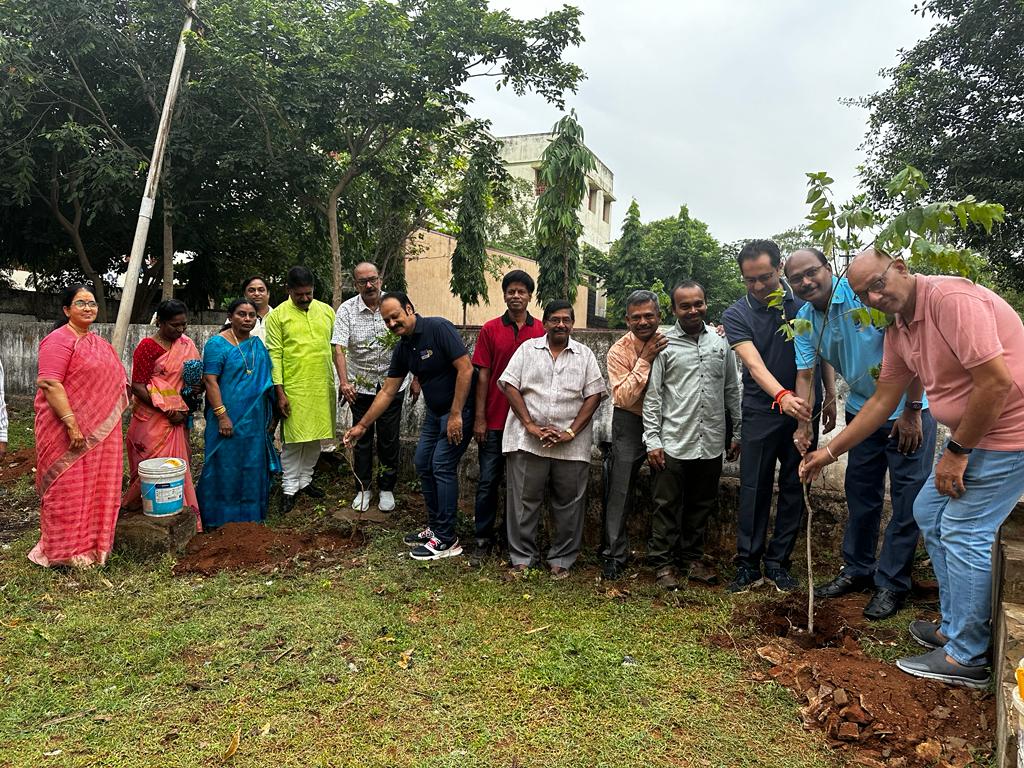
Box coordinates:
[601,290,668,581]
[802,247,1024,688]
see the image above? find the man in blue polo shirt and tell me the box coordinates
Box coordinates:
[343,291,475,561]
[722,239,834,593]
[786,248,936,620]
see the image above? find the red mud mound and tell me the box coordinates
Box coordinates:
[734,594,993,767]
[0,448,36,484]
[173,522,362,576]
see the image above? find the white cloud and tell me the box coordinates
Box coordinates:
[464,0,933,243]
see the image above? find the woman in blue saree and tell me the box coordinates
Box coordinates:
[198,299,281,528]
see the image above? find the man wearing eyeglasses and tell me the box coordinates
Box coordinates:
[332,262,414,513]
[801,246,1024,688]
[721,239,835,594]
[785,248,936,622]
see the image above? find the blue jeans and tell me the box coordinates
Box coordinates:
[843,410,936,593]
[913,447,1024,666]
[414,407,473,544]
[473,429,505,542]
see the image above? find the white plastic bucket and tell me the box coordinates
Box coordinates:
[139,457,187,518]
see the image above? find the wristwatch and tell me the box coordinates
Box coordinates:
[946,439,973,456]
[907,400,923,411]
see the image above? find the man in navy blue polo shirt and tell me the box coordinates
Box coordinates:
[722,239,835,593]
[343,292,475,560]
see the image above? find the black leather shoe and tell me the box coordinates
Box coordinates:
[602,561,624,581]
[863,588,907,621]
[302,483,326,499]
[813,572,874,599]
[281,493,297,513]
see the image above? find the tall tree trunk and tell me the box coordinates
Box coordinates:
[46,175,108,322]
[326,167,359,308]
[162,199,175,300]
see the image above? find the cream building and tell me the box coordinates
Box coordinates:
[497,133,615,254]
[403,229,591,328]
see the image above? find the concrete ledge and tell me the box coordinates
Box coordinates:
[114,511,197,559]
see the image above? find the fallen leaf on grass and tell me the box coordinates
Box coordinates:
[43,749,62,757]
[605,587,631,599]
[100,577,114,589]
[524,625,550,635]
[398,649,414,669]
[221,727,241,761]
[258,722,271,738]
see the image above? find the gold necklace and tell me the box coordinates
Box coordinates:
[228,329,254,375]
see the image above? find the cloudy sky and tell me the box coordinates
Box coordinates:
[463,1,933,245]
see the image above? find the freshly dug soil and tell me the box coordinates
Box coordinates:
[735,593,994,767]
[173,522,362,576]
[0,448,36,484]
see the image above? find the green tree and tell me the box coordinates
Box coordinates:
[487,176,537,260]
[196,0,585,305]
[859,0,1024,289]
[605,200,646,319]
[450,147,491,321]
[534,111,596,304]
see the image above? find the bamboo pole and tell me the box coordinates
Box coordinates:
[111,0,197,354]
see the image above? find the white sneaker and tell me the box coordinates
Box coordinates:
[351,491,372,512]
[378,491,396,512]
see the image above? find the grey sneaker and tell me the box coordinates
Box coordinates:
[655,566,680,590]
[908,620,944,650]
[895,647,990,689]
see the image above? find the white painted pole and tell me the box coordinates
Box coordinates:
[111,0,197,355]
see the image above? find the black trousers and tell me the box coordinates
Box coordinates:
[647,455,723,570]
[736,410,816,571]
[349,389,405,492]
[600,409,647,566]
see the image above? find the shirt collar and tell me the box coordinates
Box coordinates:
[355,294,377,313]
[409,313,425,336]
[895,275,927,329]
[501,310,535,327]
[747,281,794,310]
[532,335,577,352]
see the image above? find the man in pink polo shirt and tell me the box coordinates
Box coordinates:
[801,246,1024,688]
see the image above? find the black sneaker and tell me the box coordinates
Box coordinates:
[403,527,434,547]
[280,493,297,514]
[409,537,463,561]
[765,567,798,593]
[814,571,874,599]
[727,565,763,594]
[469,539,492,567]
[301,483,326,499]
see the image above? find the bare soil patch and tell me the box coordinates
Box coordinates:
[731,593,993,767]
[173,522,364,576]
[0,448,36,484]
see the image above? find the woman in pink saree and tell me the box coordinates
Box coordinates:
[31,285,129,568]
[123,299,201,525]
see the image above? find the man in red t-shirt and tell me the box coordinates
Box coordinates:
[469,270,546,565]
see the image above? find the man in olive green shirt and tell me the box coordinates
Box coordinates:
[266,266,337,510]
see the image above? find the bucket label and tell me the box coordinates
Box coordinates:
[155,483,183,504]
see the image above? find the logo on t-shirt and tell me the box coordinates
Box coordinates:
[420,349,433,360]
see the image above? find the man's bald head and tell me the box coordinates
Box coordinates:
[847,246,915,316]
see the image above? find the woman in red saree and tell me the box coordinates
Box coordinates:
[31,285,129,568]
[123,299,201,525]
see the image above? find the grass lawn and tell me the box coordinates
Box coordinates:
[0,527,843,767]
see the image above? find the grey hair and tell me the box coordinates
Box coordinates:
[624,289,659,310]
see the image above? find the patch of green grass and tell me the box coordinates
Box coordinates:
[0,526,842,768]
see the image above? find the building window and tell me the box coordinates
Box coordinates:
[534,168,546,197]
[602,199,612,223]
[588,187,598,213]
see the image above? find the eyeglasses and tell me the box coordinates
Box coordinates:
[788,264,826,285]
[853,261,895,300]
[72,300,98,309]
[742,271,777,287]
[355,277,380,286]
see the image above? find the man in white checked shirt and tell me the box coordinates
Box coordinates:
[498,300,607,579]
[332,261,414,513]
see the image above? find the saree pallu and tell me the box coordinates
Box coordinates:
[30,328,129,568]
[123,336,201,526]
[198,335,280,528]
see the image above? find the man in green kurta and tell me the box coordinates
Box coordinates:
[266,266,337,510]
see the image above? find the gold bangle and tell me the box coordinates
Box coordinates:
[213,405,227,416]
[826,445,838,461]
[564,427,576,439]
[60,413,75,422]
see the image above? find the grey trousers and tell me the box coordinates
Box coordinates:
[600,409,647,566]
[505,450,590,569]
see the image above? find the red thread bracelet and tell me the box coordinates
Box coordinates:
[772,389,794,410]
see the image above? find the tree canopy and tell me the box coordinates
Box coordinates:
[859,0,1024,290]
